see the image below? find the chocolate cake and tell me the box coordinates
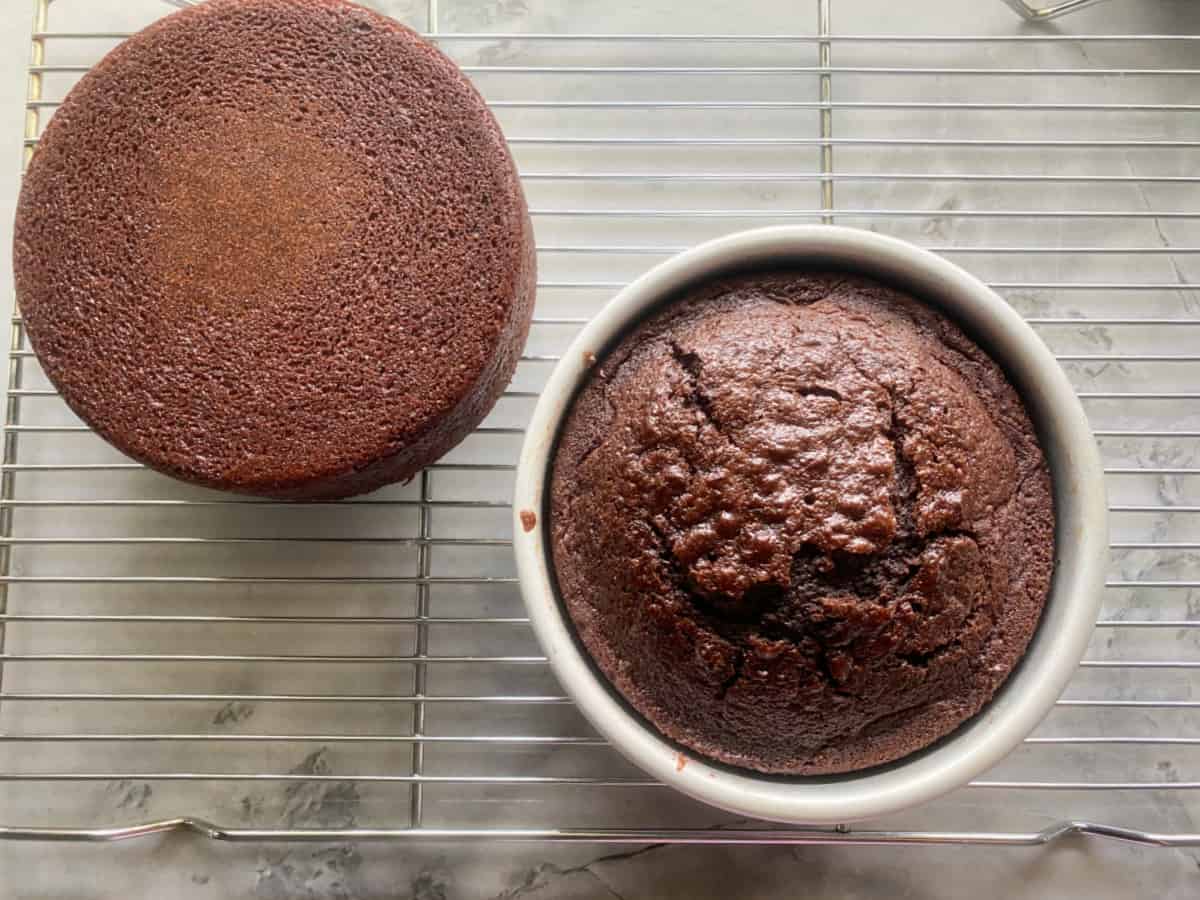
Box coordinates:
[13,0,535,499]
[550,271,1054,775]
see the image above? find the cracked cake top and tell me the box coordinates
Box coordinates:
[549,270,1054,774]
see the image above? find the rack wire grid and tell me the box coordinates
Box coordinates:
[2,0,1200,849]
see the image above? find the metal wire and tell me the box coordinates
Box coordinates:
[1,819,1198,847]
[3,0,1200,848]
[999,0,1110,20]
[32,63,1200,75]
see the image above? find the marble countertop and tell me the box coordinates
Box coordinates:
[1,0,1199,896]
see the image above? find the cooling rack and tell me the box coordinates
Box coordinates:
[2,0,1199,848]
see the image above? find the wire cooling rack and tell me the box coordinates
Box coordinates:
[2,0,1199,848]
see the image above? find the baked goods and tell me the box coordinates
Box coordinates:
[13,0,534,499]
[549,271,1054,774]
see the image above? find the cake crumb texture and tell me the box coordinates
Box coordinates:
[14,0,535,498]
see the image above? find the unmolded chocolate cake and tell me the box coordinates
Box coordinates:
[14,0,535,499]
[550,272,1054,775]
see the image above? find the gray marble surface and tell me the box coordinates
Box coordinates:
[2,0,1200,896]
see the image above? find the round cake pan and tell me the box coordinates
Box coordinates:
[513,225,1108,825]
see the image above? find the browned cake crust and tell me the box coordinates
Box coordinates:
[550,272,1054,775]
[13,0,535,499]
